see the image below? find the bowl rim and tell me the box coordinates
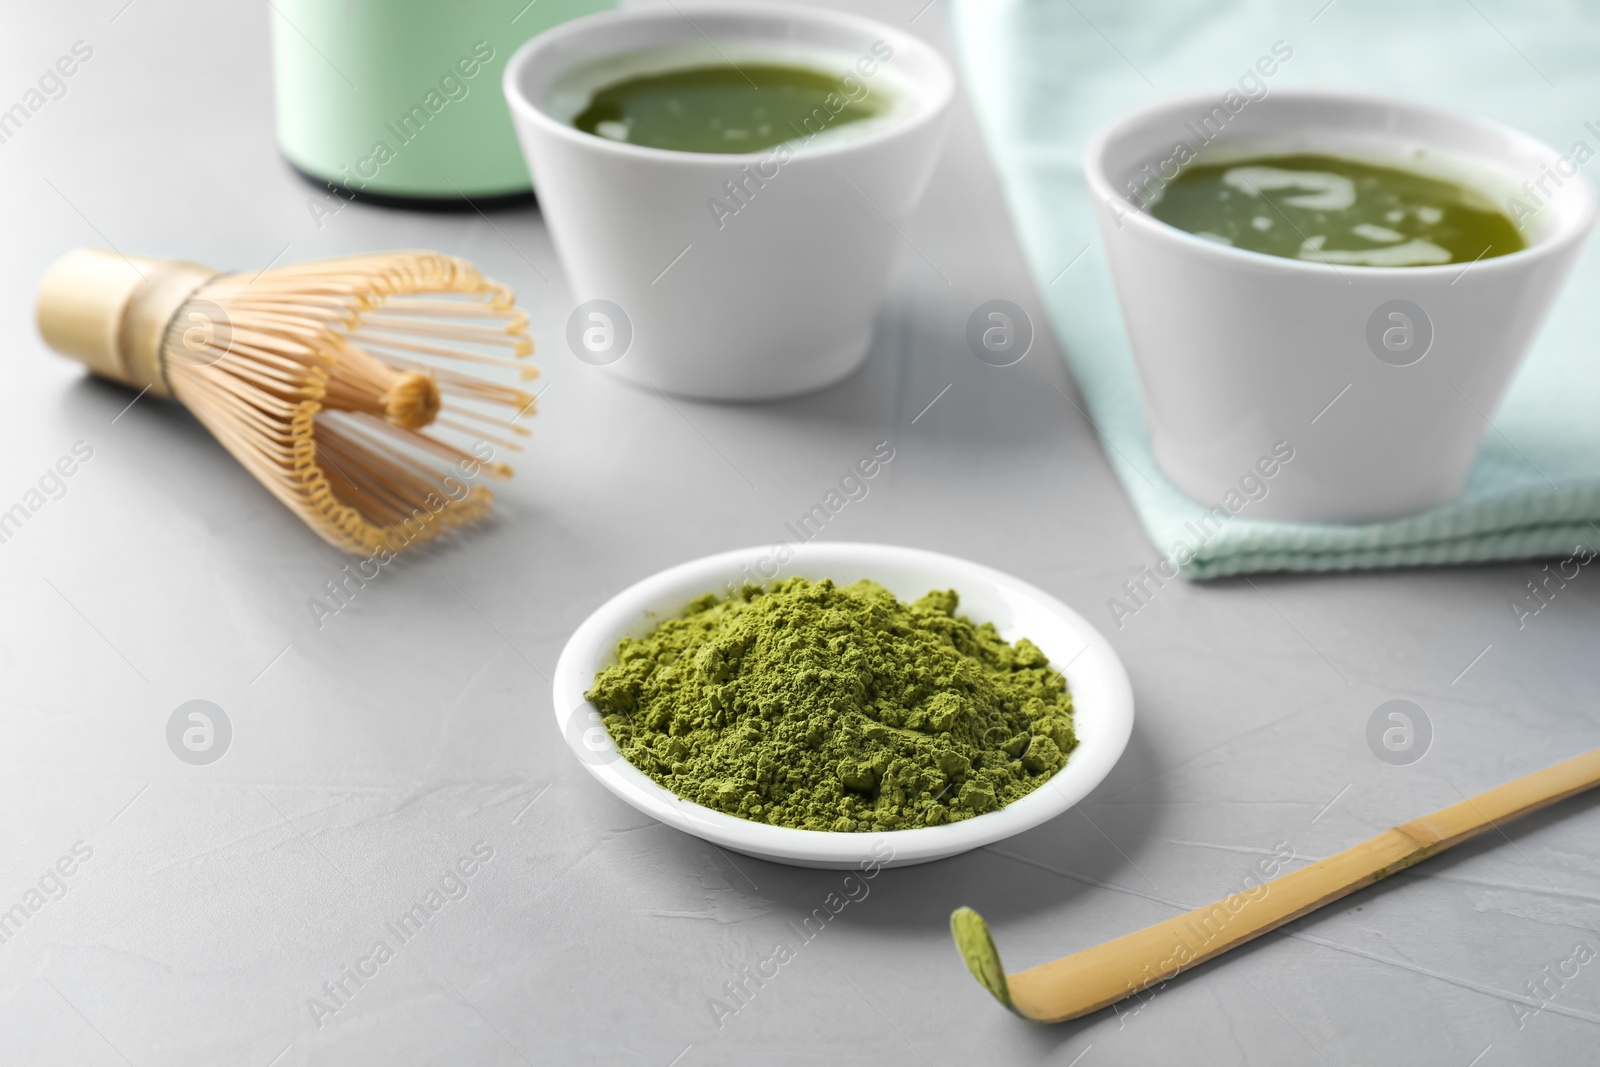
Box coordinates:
[550,542,1135,868]
[1082,87,1600,278]
[501,0,956,167]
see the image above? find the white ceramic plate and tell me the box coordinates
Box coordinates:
[551,543,1134,869]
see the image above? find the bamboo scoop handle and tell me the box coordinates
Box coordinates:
[952,747,1600,1023]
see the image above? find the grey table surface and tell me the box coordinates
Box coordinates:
[3,1,1598,1065]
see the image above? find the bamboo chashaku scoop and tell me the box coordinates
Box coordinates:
[35,248,536,555]
[952,748,1600,1022]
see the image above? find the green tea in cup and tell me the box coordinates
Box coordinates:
[573,62,887,154]
[554,43,903,155]
[1149,152,1526,266]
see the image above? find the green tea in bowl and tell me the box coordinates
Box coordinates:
[572,62,888,154]
[1083,90,1597,522]
[550,41,908,156]
[505,5,954,399]
[1148,151,1526,266]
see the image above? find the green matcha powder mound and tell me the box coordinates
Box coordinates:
[585,577,1078,832]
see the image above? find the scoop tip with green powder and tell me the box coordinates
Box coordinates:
[584,577,1078,833]
[950,906,1017,1014]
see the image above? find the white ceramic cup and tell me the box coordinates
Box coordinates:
[503,3,954,400]
[1085,90,1597,522]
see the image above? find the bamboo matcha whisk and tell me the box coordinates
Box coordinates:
[35,248,536,555]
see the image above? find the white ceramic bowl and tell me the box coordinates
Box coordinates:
[503,3,954,400]
[1085,89,1598,522]
[551,543,1134,869]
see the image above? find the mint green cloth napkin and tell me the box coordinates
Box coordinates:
[950,0,1600,578]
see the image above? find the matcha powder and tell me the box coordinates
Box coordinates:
[585,577,1078,832]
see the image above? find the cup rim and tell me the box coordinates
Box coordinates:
[501,0,956,166]
[1082,87,1600,278]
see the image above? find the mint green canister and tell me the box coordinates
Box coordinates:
[270,0,612,208]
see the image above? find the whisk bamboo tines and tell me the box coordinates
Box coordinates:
[36,248,537,555]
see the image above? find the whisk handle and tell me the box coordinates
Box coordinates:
[36,248,218,396]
